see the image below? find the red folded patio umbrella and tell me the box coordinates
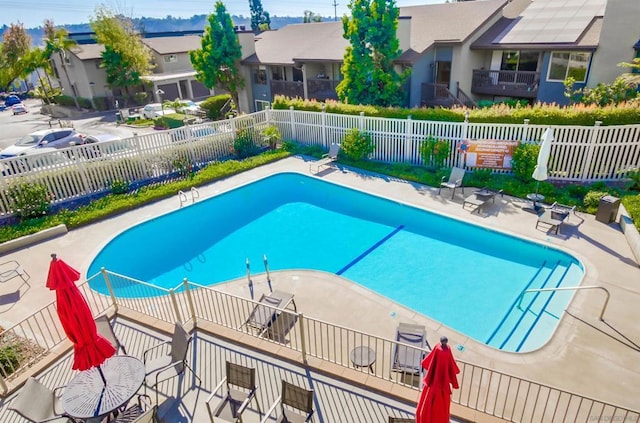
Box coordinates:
[46,253,115,371]
[416,336,460,423]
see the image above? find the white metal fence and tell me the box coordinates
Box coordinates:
[1,108,639,218]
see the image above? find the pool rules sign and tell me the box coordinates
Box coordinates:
[462,139,518,169]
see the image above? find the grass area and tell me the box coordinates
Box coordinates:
[1,142,638,244]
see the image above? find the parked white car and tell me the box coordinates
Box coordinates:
[142,103,175,119]
[0,129,86,158]
[177,100,204,115]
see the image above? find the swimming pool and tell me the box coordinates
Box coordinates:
[88,172,584,352]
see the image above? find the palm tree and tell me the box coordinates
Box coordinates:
[21,48,52,105]
[45,27,81,110]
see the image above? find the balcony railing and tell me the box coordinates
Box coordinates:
[471,69,540,98]
[270,80,304,99]
[307,79,339,101]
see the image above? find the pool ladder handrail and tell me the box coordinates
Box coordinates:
[517,285,610,321]
[178,187,200,208]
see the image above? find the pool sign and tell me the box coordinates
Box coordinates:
[463,139,518,169]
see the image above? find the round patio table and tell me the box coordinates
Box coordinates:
[350,346,376,373]
[61,355,145,420]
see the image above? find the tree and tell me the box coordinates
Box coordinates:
[91,7,154,105]
[21,47,53,104]
[619,57,640,85]
[0,23,31,91]
[190,2,244,110]
[303,10,323,23]
[249,0,271,34]
[337,0,409,107]
[44,26,81,109]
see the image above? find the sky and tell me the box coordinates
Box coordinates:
[1,0,443,28]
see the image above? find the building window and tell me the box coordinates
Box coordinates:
[501,51,540,72]
[163,54,177,63]
[271,66,286,81]
[253,66,267,85]
[95,60,102,69]
[547,51,590,82]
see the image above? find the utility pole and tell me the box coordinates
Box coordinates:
[333,0,339,21]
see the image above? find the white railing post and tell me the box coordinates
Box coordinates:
[358,112,365,131]
[183,278,197,324]
[228,115,237,134]
[404,115,413,163]
[289,106,297,141]
[298,312,307,364]
[321,104,327,148]
[265,106,272,125]
[522,118,530,142]
[169,288,182,324]
[100,267,119,313]
[581,121,602,181]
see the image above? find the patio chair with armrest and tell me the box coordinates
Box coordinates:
[243,290,296,336]
[536,202,576,234]
[391,323,430,377]
[438,167,466,199]
[8,377,78,423]
[95,314,127,355]
[206,361,261,423]
[112,394,158,423]
[260,380,314,423]
[0,259,30,287]
[309,143,340,173]
[263,309,299,344]
[143,322,202,405]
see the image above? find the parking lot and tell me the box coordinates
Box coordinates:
[0,99,156,150]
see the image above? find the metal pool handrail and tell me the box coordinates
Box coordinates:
[516,285,611,321]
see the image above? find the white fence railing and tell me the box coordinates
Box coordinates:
[1,109,639,218]
[15,271,629,423]
[267,108,640,180]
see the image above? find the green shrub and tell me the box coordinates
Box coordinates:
[233,129,259,159]
[583,190,609,214]
[470,168,494,186]
[624,168,640,191]
[0,345,21,376]
[154,114,186,129]
[622,194,640,230]
[261,125,282,149]
[7,181,51,219]
[419,135,450,170]
[341,128,375,161]
[511,142,539,182]
[92,96,111,111]
[200,94,233,120]
[110,179,130,195]
[133,92,148,106]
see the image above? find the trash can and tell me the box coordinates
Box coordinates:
[595,195,620,223]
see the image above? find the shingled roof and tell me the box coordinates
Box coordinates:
[142,35,203,55]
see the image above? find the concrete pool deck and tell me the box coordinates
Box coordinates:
[1,156,639,412]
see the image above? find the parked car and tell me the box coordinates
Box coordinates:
[0,147,75,176]
[177,100,204,115]
[142,103,175,119]
[84,133,122,144]
[12,103,28,115]
[0,129,86,158]
[170,126,218,142]
[4,94,22,107]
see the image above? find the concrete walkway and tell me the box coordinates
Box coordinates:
[1,156,639,412]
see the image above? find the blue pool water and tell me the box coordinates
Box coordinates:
[88,172,583,352]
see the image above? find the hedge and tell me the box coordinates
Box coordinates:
[200,94,232,120]
[272,96,640,126]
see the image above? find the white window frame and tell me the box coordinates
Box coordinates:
[163,54,177,63]
[546,51,591,83]
[255,100,270,111]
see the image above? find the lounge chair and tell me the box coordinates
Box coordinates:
[143,322,202,405]
[243,290,297,335]
[263,309,299,344]
[260,380,314,423]
[8,377,76,422]
[95,315,127,355]
[536,203,574,234]
[206,361,261,423]
[438,167,466,199]
[391,323,430,376]
[0,259,30,287]
[309,143,340,173]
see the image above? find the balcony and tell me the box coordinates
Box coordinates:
[471,69,540,98]
[270,80,304,99]
[307,78,339,101]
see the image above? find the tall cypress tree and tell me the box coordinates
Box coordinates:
[190,1,244,109]
[337,0,409,107]
[249,0,271,34]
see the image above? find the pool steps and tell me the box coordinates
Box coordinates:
[486,261,581,351]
